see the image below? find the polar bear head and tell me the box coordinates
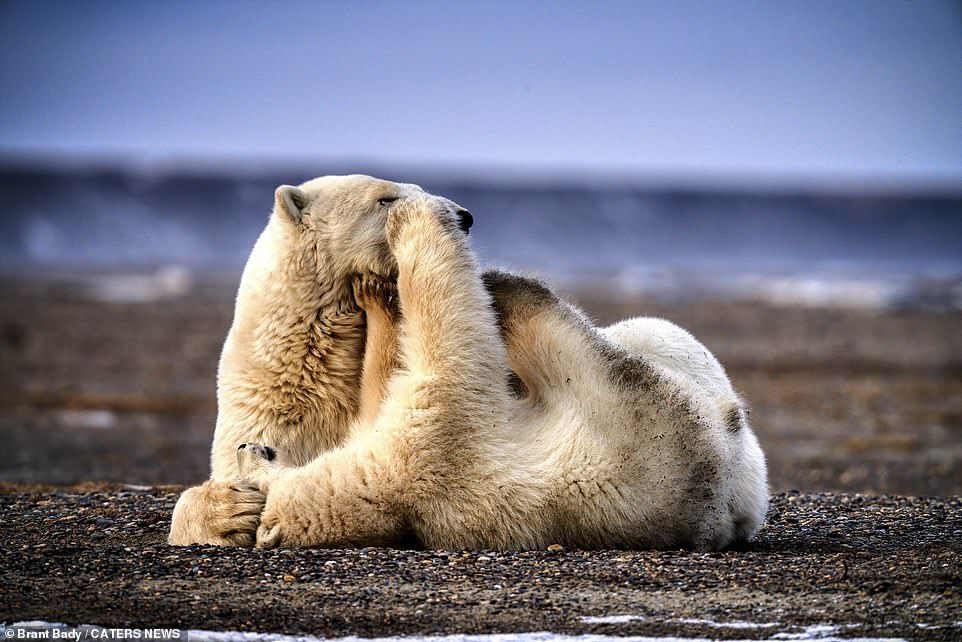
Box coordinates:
[270,174,471,291]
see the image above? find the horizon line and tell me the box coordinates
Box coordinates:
[1,149,961,197]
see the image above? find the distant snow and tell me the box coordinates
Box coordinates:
[77,266,194,303]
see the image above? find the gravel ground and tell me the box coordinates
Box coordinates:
[1,485,960,641]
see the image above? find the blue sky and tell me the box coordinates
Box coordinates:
[1,0,960,184]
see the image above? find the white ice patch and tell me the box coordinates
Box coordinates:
[607,265,962,311]
[580,615,647,624]
[580,616,778,629]
[121,483,154,491]
[744,277,903,309]
[187,628,912,642]
[4,622,911,642]
[672,618,779,630]
[771,624,841,639]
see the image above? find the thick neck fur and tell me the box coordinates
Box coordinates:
[212,221,365,474]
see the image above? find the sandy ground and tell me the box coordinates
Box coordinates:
[1,275,961,639]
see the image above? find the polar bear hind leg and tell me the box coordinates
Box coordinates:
[482,270,768,549]
[602,317,736,402]
[602,316,769,543]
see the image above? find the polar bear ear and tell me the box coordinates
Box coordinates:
[274,185,309,223]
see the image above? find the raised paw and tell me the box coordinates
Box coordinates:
[168,480,265,547]
[352,273,399,320]
[386,197,462,253]
[236,442,280,491]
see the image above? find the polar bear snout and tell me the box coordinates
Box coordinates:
[456,209,473,234]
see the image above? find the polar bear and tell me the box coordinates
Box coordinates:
[168,175,471,546]
[234,190,769,551]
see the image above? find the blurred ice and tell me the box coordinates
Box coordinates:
[610,266,962,310]
[1,165,960,310]
[76,266,194,303]
[55,410,117,430]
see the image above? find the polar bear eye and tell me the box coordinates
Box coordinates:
[377,197,399,207]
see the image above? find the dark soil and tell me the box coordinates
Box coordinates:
[1,486,960,640]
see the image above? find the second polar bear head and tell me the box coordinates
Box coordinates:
[270,174,472,286]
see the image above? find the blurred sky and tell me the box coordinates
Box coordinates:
[1,0,960,185]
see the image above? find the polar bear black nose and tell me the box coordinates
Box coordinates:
[456,209,473,234]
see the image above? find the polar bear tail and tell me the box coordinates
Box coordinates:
[722,398,748,434]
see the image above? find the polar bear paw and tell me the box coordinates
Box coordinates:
[168,480,265,547]
[255,511,286,549]
[386,197,462,252]
[255,493,312,549]
[236,443,279,490]
[352,273,399,321]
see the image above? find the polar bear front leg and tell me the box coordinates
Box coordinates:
[372,197,516,548]
[386,197,508,390]
[246,274,406,549]
[254,443,408,548]
[168,480,265,547]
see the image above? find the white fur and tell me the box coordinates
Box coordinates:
[224,185,770,551]
[170,175,434,545]
[602,317,769,545]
